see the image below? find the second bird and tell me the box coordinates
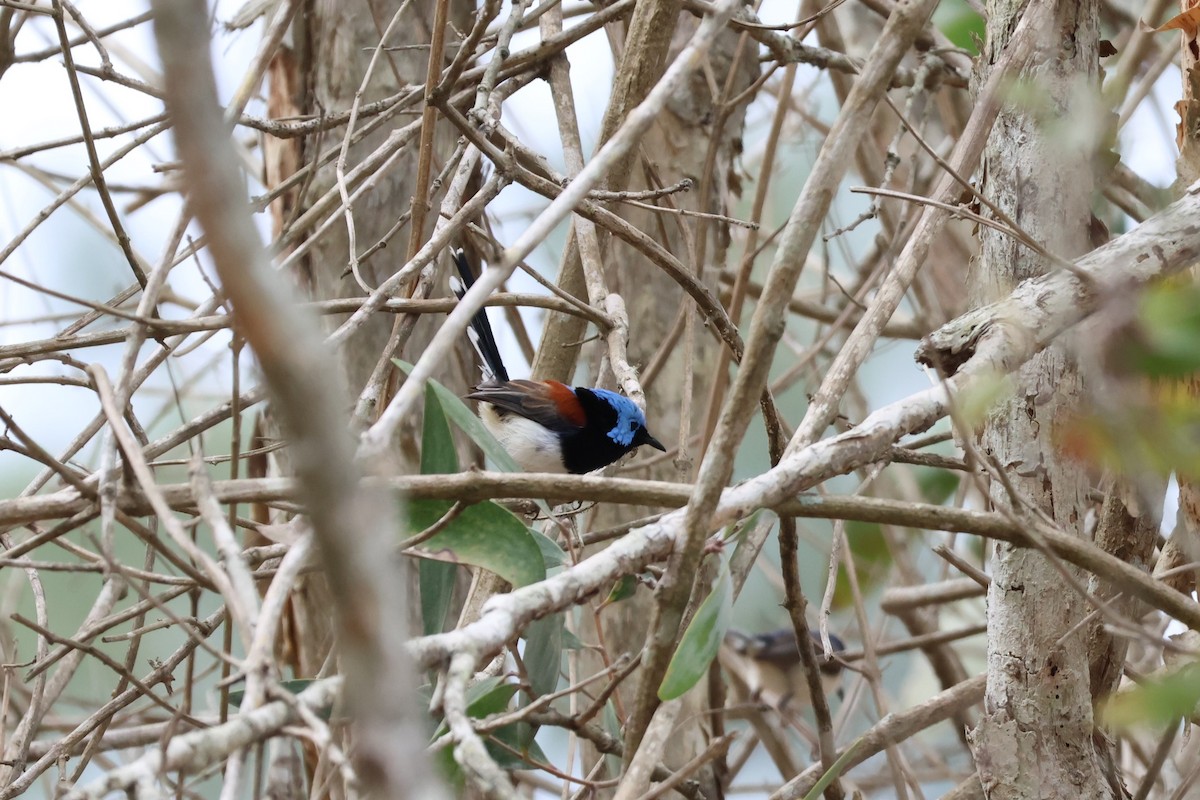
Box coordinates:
[451,249,666,474]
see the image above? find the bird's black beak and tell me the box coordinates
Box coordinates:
[640,430,666,451]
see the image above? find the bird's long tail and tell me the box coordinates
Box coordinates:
[449,249,509,383]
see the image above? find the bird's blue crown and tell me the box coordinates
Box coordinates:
[589,388,647,447]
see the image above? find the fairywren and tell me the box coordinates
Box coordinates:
[450,249,666,474]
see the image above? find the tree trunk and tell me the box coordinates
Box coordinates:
[967,1,1119,798]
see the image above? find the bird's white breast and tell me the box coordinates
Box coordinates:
[479,404,568,473]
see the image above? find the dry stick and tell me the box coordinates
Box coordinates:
[434,116,751,378]
[190,458,261,647]
[89,366,246,620]
[0,108,242,159]
[531,0,687,386]
[223,0,300,126]
[249,0,633,247]
[700,39,797,455]
[837,508,914,800]
[66,515,163,787]
[11,294,222,503]
[365,61,535,393]
[351,150,498,422]
[785,0,1053,455]
[0,120,168,268]
[241,535,313,716]
[629,733,736,800]
[24,720,208,760]
[149,4,444,800]
[542,0,643,405]
[10,615,204,728]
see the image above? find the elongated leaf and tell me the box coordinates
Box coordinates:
[604,574,637,606]
[486,723,549,770]
[467,677,521,717]
[658,561,733,701]
[421,383,458,474]
[407,499,546,588]
[531,528,567,569]
[420,385,459,635]
[432,676,520,739]
[523,614,563,697]
[561,627,584,651]
[802,738,864,800]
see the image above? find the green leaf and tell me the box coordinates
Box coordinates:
[1103,664,1200,729]
[601,701,623,776]
[420,384,459,635]
[802,738,864,800]
[485,722,549,770]
[280,679,315,694]
[957,373,1012,427]
[523,614,563,697]
[420,560,456,636]
[431,677,520,742]
[434,746,463,790]
[834,521,891,607]
[1119,283,1200,377]
[407,499,546,588]
[421,383,459,474]
[658,561,732,701]
[467,677,521,718]
[530,528,567,569]
[604,574,637,606]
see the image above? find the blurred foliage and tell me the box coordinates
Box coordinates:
[933,0,985,54]
[1114,282,1200,378]
[1057,281,1200,482]
[1102,664,1200,729]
